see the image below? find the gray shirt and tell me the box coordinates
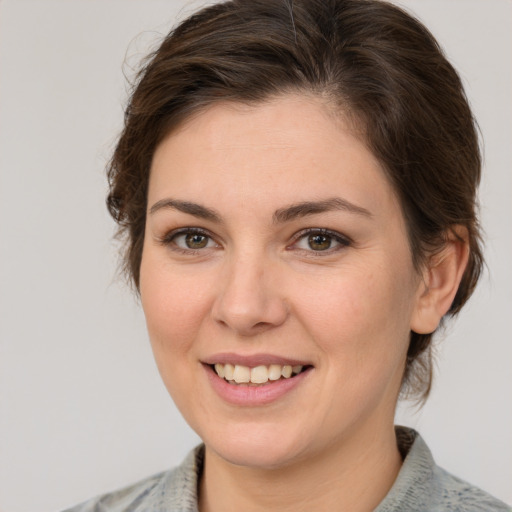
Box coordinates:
[63,427,510,511]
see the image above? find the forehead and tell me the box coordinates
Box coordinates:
[149,94,398,218]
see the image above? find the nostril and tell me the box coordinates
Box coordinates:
[253,321,274,331]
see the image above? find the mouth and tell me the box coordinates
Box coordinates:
[210,363,311,386]
[201,352,315,407]
[202,356,313,405]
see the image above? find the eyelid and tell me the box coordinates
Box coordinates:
[289,228,352,253]
[158,227,221,251]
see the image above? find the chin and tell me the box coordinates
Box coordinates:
[201,420,314,470]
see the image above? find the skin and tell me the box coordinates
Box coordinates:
[139,94,468,512]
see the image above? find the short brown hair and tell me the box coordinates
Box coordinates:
[107,0,483,401]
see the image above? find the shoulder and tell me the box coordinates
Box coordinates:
[376,427,510,512]
[61,445,204,512]
[61,469,169,512]
[429,464,511,512]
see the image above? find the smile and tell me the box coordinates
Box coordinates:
[202,355,313,406]
[213,363,305,385]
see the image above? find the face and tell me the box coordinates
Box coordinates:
[140,95,424,469]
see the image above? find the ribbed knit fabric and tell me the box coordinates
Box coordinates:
[63,427,510,512]
[375,428,510,511]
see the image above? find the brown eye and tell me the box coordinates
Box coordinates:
[291,229,351,255]
[308,234,332,251]
[185,233,209,249]
[165,229,218,251]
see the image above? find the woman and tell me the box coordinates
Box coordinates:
[65,0,509,510]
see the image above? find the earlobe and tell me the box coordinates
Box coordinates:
[411,227,470,335]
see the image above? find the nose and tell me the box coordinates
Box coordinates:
[211,252,289,336]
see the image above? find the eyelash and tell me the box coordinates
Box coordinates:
[289,228,352,256]
[158,227,220,255]
[159,227,352,256]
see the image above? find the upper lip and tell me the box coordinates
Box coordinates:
[202,352,312,367]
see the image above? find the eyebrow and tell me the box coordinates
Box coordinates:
[149,199,223,222]
[148,196,372,223]
[272,197,372,223]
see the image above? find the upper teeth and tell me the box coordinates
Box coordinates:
[214,363,303,384]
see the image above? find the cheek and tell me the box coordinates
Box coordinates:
[292,263,414,368]
[139,255,215,419]
[139,254,212,357]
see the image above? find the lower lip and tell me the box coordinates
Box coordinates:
[203,364,312,406]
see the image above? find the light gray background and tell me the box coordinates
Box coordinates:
[0,1,510,510]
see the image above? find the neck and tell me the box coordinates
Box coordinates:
[199,424,402,512]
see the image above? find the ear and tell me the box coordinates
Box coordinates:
[411,226,470,335]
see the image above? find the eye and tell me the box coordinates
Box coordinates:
[305,233,333,251]
[292,229,351,253]
[180,232,210,249]
[161,228,219,252]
